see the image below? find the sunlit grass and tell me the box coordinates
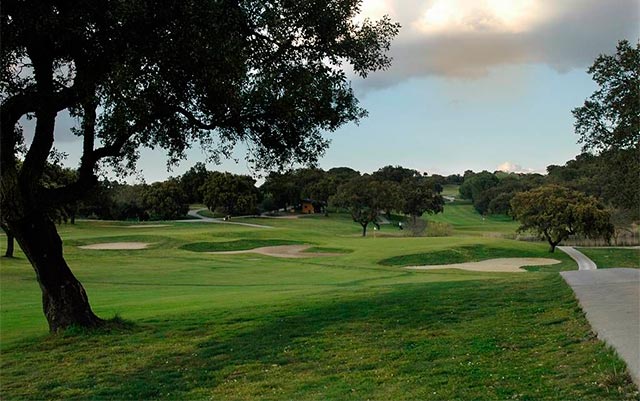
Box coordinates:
[0,209,637,400]
[577,247,639,269]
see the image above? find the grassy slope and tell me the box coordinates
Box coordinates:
[427,201,519,236]
[196,209,225,218]
[378,244,576,273]
[440,184,460,197]
[578,248,640,269]
[180,239,306,252]
[0,208,637,399]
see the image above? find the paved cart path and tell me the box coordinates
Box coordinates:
[561,268,640,388]
[175,209,273,229]
[558,246,597,270]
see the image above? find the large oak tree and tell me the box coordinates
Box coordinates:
[401,179,444,224]
[331,175,388,237]
[511,185,613,252]
[572,40,639,153]
[571,40,640,216]
[201,172,259,216]
[0,1,399,331]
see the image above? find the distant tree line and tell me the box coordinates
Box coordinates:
[456,151,637,250]
[27,162,454,227]
[461,40,639,250]
[330,166,446,236]
[459,149,638,223]
[460,41,638,230]
[4,42,635,251]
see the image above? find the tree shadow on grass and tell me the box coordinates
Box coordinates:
[90,281,499,399]
[3,276,637,400]
[61,314,138,337]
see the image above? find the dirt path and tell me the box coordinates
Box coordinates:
[561,268,640,388]
[405,258,560,273]
[558,246,597,270]
[209,245,341,258]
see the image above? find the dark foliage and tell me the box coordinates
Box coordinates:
[1,0,399,330]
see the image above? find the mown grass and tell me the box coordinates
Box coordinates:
[302,246,353,254]
[440,184,460,197]
[196,209,226,218]
[578,248,640,269]
[180,239,305,252]
[426,202,519,236]
[0,207,637,400]
[379,245,538,266]
[1,275,637,400]
[66,234,176,248]
[377,244,576,273]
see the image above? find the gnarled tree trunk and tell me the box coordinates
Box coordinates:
[5,232,14,257]
[1,223,15,257]
[11,214,102,332]
[543,231,562,253]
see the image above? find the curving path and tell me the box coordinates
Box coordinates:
[176,209,273,229]
[558,246,597,270]
[559,246,639,388]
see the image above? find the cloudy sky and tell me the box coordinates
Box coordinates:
[28,0,639,182]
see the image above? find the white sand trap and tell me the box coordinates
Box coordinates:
[405,258,561,273]
[126,224,170,228]
[79,242,152,250]
[210,245,340,258]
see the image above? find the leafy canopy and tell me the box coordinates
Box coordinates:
[143,179,189,220]
[1,1,400,193]
[331,175,386,235]
[0,1,400,331]
[201,172,259,216]
[572,40,639,153]
[511,185,613,252]
[569,40,640,217]
[401,180,444,222]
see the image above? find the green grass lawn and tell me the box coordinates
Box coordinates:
[440,184,460,197]
[378,244,576,273]
[578,247,640,269]
[196,209,225,218]
[0,209,637,400]
[427,202,519,236]
[180,239,306,252]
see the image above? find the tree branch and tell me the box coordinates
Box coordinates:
[0,85,86,133]
[42,117,144,206]
[174,106,218,130]
[18,52,57,199]
[1,55,96,175]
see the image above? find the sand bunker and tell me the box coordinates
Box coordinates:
[209,245,340,258]
[405,258,561,273]
[79,242,152,250]
[126,224,170,228]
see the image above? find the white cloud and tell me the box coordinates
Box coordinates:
[497,161,520,172]
[496,161,541,174]
[355,0,396,24]
[413,0,549,35]
[355,0,639,87]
